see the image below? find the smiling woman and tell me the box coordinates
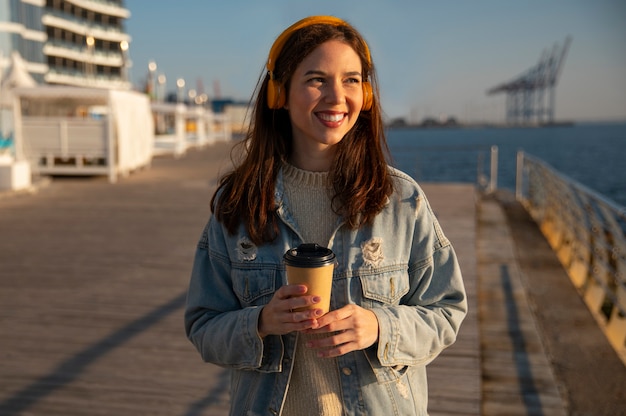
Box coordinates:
[184,15,467,416]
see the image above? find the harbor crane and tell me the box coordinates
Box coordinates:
[487,36,572,125]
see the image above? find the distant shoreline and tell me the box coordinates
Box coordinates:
[385,119,626,130]
[385,120,577,130]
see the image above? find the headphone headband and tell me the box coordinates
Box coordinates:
[265,15,374,111]
[266,15,371,76]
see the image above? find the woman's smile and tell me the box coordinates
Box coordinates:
[316,111,347,125]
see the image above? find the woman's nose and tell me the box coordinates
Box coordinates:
[324,80,346,104]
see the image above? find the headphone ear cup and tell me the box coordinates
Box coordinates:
[362,81,373,111]
[267,79,286,109]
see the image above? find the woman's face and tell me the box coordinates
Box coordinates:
[286,39,364,170]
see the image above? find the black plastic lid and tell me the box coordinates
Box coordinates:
[283,243,336,267]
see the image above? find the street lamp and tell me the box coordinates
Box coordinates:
[197,93,208,107]
[157,74,166,102]
[148,60,157,100]
[119,40,129,84]
[86,35,95,82]
[188,89,197,106]
[176,78,185,103]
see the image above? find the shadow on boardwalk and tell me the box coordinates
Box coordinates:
[0,292,185,414]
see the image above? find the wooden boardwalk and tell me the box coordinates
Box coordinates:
[0,141,623,415]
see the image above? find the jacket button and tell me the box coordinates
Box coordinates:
[342,367,352,376]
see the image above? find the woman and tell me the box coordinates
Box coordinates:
[185,15,467,416]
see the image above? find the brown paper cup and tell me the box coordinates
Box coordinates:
[284,244,335,314]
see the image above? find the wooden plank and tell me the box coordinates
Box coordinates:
[423,184,481,416]
[478,198,567,416]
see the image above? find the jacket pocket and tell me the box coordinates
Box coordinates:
[231,268,277,307]
[359,266,409,307]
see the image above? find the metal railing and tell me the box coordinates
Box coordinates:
[516,151,626,365]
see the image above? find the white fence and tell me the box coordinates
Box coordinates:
[14,87,153,183]
[20,116,113,175]
[152,102,232,157]
[12,87,233,184]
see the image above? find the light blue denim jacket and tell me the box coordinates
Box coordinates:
[185,167,467,416]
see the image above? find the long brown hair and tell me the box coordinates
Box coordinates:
[212,18,393,245]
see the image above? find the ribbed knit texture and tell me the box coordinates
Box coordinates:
[281,163,343,416]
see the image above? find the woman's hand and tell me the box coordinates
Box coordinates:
[258,285,325,338]
[304,304,379,358]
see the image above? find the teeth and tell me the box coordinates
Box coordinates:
[318,113,344,122]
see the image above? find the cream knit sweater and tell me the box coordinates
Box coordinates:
[281,163,343,416]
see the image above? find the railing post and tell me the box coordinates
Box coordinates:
[174,103,186,157]
[107,108,117,183]
[516,150,524,201]
[489,145,498,193]
[12,94,24,161]
[195,106,206,146]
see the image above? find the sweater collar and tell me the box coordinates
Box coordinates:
[282,162,331,189]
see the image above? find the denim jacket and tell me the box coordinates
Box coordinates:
[185,167,467,416]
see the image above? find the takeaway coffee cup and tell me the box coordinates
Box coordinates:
[283,243,336,314]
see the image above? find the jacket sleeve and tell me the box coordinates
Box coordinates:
[370,189,467,368]
[184,215,283,372]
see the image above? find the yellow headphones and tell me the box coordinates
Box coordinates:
[266,15,373,111]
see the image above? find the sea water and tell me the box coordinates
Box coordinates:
[386,122,626,208]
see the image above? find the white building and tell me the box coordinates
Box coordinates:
[0,0,132,90]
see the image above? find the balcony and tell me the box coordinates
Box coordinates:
[43,39,124,67]
[64,0,131,19]
[45,67,130,90]
[42,11,130,43]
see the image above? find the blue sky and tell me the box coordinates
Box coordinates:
[124,0,626,123]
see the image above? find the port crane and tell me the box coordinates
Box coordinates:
[487,36,572,125]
